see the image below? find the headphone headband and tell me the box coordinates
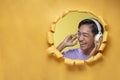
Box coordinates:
[90,18,102,35]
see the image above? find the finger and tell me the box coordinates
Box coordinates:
[65,34,73,41]
[71,36,77,42]
[65,34,77,42]
[94,42,101,51]
[71,34,78,41]
[72,33,78,38]
[73,40,78,46]
[67,34,73,38]
[94,41,99,50]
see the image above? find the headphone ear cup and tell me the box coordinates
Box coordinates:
[95,34,102,42]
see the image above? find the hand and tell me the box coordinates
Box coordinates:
[57,33,78,52]
[63,34,78,47]
[89,37,102,57]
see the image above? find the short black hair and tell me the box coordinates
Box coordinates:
[78,19,104,36]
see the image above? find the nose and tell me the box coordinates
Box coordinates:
[78,35,84,41]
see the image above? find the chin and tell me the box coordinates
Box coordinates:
[80,47,87,51]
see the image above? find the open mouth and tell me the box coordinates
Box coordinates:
[80,43,86,47]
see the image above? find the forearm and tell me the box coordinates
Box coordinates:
[89,48,97,57]
[89,47,98,57]
[57,42,66,52]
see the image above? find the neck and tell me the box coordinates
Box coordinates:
[82,47,94,55]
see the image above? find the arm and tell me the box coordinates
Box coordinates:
[57,34,78,52]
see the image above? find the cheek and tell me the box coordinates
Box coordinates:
[87,38,94,46]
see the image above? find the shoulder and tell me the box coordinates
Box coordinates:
[67,48,79,52]
[63,48,80,54]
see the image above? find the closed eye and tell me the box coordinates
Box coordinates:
[83,33,89,37]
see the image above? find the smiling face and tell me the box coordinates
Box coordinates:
[78,24,95,54]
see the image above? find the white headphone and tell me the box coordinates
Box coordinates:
[90,18,103,42]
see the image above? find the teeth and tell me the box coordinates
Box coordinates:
[80,43,85,45]
[80,43,86,46]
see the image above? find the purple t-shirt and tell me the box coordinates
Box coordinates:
[63,48,90,60]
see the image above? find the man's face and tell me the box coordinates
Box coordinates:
[78,24,95,53]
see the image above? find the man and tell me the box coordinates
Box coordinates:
[57,18,104,60]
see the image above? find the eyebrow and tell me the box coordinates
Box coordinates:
[78,31,89,34]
